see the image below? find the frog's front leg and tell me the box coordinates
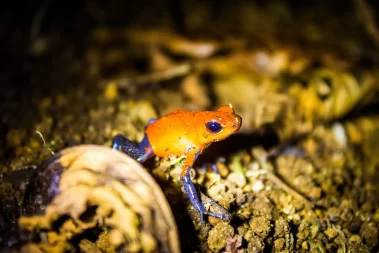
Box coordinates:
[180,150,230,222]
[112,134,154,162]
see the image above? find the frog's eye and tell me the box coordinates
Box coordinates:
[205,121,223,134]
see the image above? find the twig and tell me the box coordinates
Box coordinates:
[259,159,315,208]
[35,129,55,155]
[265,168,315,208]
[104,63,193,89]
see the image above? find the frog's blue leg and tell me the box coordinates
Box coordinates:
[136,134,154,162]
[112,134,154,162]
[199,157,225,174]
[181,150,229,221]
[147,118,158,125]
[181,166,207,221]
[181,166,228,222]
[200,163,219,174]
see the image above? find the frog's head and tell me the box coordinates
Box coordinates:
[198,104,242,144]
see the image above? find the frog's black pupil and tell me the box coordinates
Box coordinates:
[206,121,222,134]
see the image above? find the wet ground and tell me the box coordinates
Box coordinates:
[1,0,379,252]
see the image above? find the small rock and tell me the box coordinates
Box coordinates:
[216,162,230,178]
[324,227,338,240]
[348,217,362,233]
[243,229,253,242]
[246,236,264,253]
[274,238,285,251]
[225,235,243,252]
[235,192,247,206]
[274,217,290,238]
[308,187,322,200]
[104,82,118,101]
[250,196,274,219]
[207,181,227,199]
[207,222,235,253]
[310,224,319,239]
[301,241,309,250]
[360,222,378,248]
[251,180,264,192]
[237,225,248,238]
[349,234,361,244]
[249,216,271,238]
[227,172,247,188]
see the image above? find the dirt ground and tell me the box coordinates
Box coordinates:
[1,0,379,252]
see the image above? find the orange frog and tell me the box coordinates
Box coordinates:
[112,104,242,221]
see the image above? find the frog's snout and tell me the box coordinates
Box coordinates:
[233,115,242,130]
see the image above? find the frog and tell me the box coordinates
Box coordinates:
[112,104,242,222]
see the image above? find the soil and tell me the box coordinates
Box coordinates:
[1,1,379,252]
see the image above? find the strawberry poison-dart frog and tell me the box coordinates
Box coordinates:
[112,104,242,221]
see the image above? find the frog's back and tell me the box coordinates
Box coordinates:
[145,110,199,157]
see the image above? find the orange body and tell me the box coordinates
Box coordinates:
[145,105,242,174]
[111,105,242,221]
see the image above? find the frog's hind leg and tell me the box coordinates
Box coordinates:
[137,134,154,162]
[181,166,229,222]
[112,134,154,162]
[200,163,219,174]
[181,166,207,221]
[180,151,230,222]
